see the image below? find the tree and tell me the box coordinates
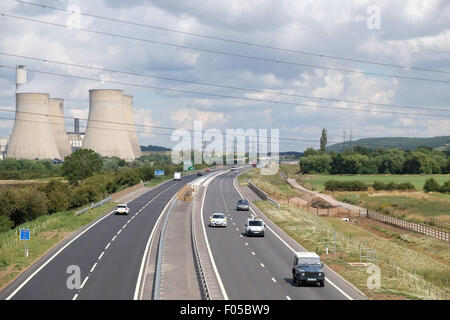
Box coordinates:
[62,149,103,185]
[423,178,441,192]
[403,152,432,174]
[299,154,332,174]
[320,128,327,152]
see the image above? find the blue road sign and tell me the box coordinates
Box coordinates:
[155,170,165,176]
[20,229,30,240]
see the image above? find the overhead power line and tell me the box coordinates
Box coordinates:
[0,108,339,145]
[2,52,449,113]
[1,64,449,119]
[2,13,450,85]
[147,0,450,56]
[9,0,450,75]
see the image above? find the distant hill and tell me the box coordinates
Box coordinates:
[140,145,171,151]
[327,136,450,152]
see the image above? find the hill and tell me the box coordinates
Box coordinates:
[140,145,171,152]
[327,136,450,152]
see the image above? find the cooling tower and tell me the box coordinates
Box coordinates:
[82,89,135,161]
[123,95,142,159]
[48,98,72,159]
[6,93,61,160]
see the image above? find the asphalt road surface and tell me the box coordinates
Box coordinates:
[2,173,199,300]
[202,170,366,300]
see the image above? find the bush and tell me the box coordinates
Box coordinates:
[70,184,102,208]
[0,216,14,233]
[324,180,368,191]
[372,181,415,191]
[440,180,450,193]
[423,178,441,192]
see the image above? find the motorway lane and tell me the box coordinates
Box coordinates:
[202,171,349,300]
[7,174,199,300]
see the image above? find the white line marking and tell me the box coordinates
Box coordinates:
[80,276,89,289]
[271,277,277,283]
[105,243,110,250]
[98,252,104,260]
[134,182,180,300]
[251,251,255,255]
[111,235,117,241]
[200,170,229,300]
[117,229,122,235]
[90,263,97,273]
[261,263,265,268]
[232,174,354,300]
[72,294,78,300]
[286,296,291,300]
[5,205,119,299]
[245,242,248,246]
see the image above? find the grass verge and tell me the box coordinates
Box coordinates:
[254,200,449,299]
[0,201,116,291]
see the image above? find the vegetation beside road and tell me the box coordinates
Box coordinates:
[254,200,449,300]
[0,201,116,291]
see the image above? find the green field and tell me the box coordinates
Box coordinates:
[301,174,450,192]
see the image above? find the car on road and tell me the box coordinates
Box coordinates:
[245,216,265,237]
[205,168,211,172]
[197,172,203,176]
[174,172,181,180]
[230,166,238,172]
[292,252,325,287]
[236,199,250,211]
[209,212,227,227]
[115,204,130,215]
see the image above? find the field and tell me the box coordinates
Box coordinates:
[301,174,450,192]
[335,192,450,228]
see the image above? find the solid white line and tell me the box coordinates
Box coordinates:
[200,170,229,300]
[98,252,104,260]
[80,276,89,289]
[232,174,354,301]
[72,294,78,300]
[90,263,97,273]
[286,296,291,300]
[133,183,179,300]
[5,206,117,300]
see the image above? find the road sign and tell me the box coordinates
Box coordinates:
[20,229,30,240]
[155,170,165,176]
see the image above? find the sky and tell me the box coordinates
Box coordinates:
[0,0,449,152]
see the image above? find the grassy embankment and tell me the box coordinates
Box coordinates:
[0,201,116,290]
[240,168,449,299]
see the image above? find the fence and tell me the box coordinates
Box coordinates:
[367,211,450,243]
[74,196,112,216]
[0,215,62,253]
[254,182,363,218]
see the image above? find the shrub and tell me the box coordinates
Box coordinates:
[440,180,450,193]
[423,178,441,192]
[372,181,415,191]
[0,216,14,233]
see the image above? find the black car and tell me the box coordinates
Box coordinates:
[197,172,203,176]
[237,199,249,211]
[292,252,325,287]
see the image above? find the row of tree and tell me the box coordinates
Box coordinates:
[0,149,207,232]
[299,146,450,175]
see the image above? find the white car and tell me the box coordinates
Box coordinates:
[209,213,227,227]
[245,216,265,237]
[115,204,130,215]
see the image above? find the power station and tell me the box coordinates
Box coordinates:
[6,93,61,160]
[81,89,137,162]
[3,66,142,161]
